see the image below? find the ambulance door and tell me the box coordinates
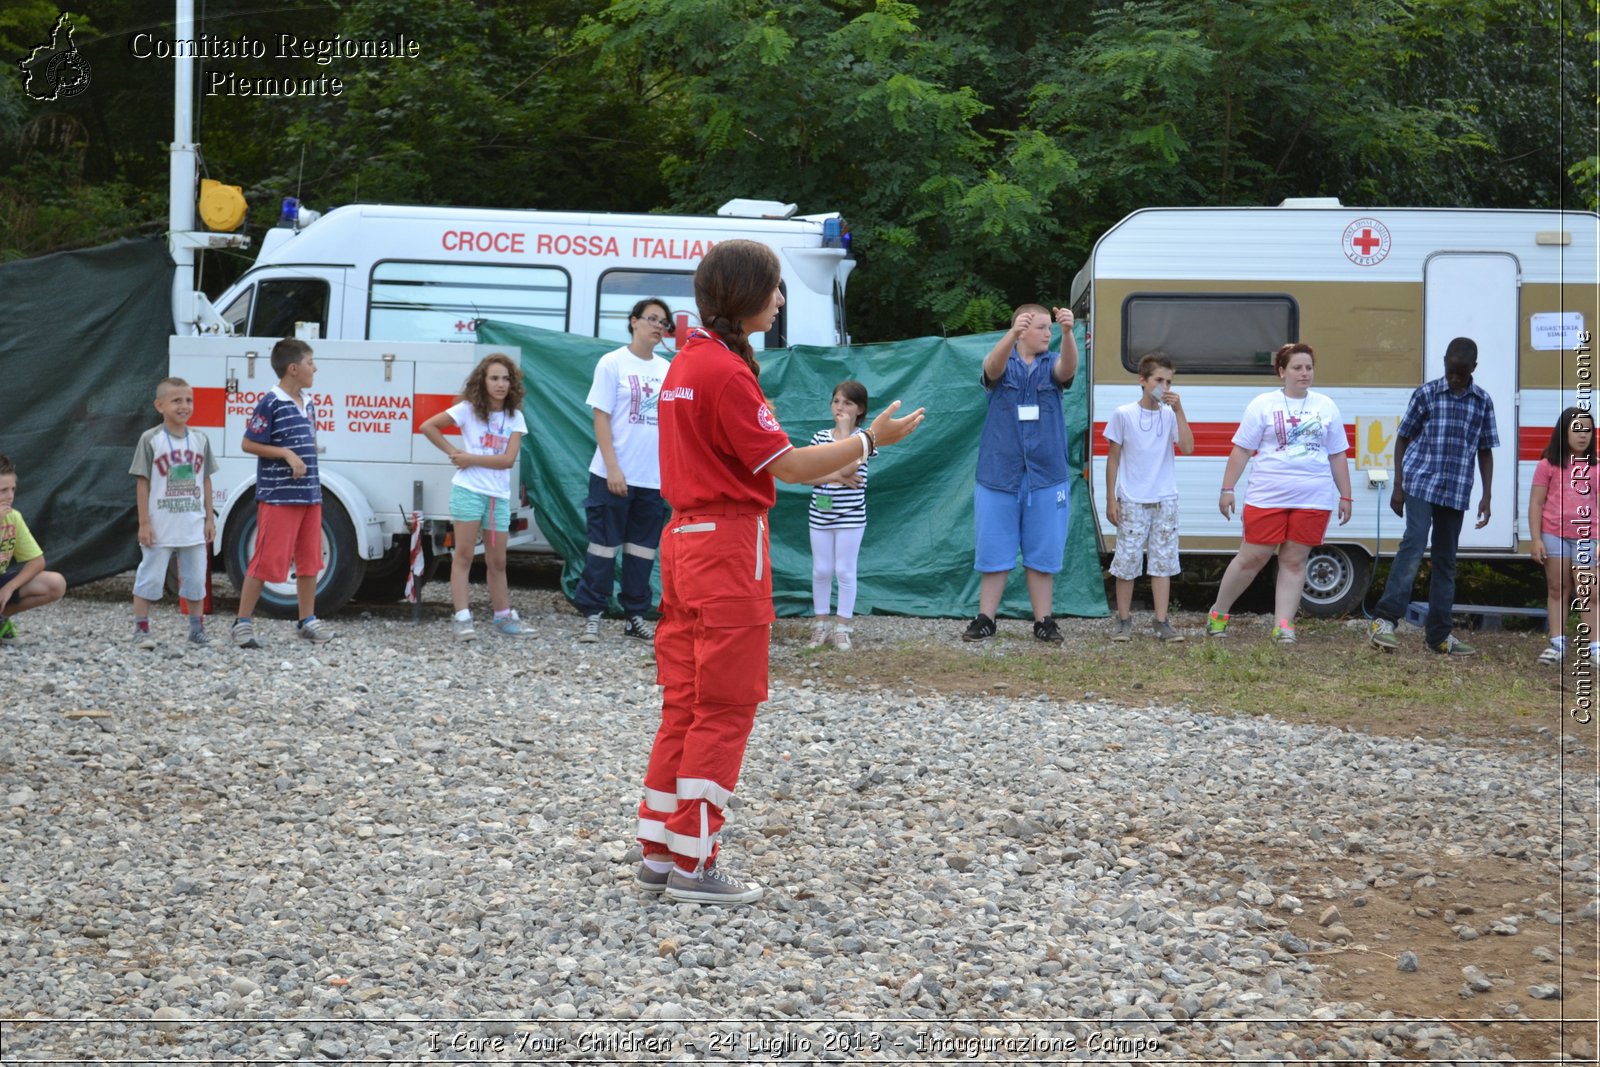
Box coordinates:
[1423,252,1518,551]
[312,353,417,463]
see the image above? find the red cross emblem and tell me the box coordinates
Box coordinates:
[1342,217,1391,266]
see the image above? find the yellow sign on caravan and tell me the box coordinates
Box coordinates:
[1355,415,1399,471]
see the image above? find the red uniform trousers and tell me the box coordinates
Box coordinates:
[636,506,774,872]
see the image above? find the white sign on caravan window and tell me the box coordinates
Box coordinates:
[1530,311,1586,351]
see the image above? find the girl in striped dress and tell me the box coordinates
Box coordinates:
[806,380,870,650]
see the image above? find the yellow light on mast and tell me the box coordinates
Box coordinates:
[198,178,246,232]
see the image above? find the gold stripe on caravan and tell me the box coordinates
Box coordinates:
[1090,278,1600,390]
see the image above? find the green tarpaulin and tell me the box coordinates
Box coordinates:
[0,238,175,585]
[477,320,1108,619]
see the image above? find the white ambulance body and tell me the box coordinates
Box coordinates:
[174,199,855,615]
[1074,201,1600,615]
[201,198,855,349]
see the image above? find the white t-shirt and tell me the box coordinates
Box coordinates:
[586,346,670,489]
[446,401,527,499]
[1232,389,1348,509]
[129,426,219,547]
[1104,400,1178,504]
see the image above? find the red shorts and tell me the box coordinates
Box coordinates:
[1242,505,1330,547]
[247,503,323,582]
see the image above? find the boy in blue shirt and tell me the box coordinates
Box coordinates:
[962,303,1079,643]
[231,338,334,647]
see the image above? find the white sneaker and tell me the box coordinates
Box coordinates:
[810,619,832,647]
[830,624,853,651]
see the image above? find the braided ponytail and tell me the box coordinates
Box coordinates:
[694,240,782,391]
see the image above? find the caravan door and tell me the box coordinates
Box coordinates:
[1423,252,1518,551]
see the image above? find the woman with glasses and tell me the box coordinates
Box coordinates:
[574,298,675,643]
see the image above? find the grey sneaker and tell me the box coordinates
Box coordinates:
[230,618,261,649]
[133,625,157,651]
[1368,618,1397,651]
[452,615,476,642]
[1153,619,1183,643]
[297,617,334,643]
[579,613,602,643]
[664,863,765,905]
[187,628,209,646]
[635,862,670,895]
[623,615,654,641]
[492,611,527,637]
[1110,617,1133,642]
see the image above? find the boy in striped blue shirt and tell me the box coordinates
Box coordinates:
[231,338,334,647]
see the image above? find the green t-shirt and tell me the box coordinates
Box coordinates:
[0,508,42,571]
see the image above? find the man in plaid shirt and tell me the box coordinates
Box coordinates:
[1369,337,1499,656]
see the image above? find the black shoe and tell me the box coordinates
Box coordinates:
[961,614,997,642]
[1033,615,1064,643]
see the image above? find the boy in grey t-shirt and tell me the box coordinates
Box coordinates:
[129,377,217,647]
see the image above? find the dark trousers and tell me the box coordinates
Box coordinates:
[1374,496,1465,647]
[573,473,666,615]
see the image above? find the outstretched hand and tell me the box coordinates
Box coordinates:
[869,400,926,448]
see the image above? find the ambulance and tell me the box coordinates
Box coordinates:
[175,198,856,615]
[1073,200,1600,615]
[196,197,854,349]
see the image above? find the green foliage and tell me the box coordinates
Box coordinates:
[0,0,1593,335]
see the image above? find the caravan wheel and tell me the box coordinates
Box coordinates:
[1300,544,1372,618]
[222,497,365,618]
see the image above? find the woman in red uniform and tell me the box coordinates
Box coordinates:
[635,239,925,905]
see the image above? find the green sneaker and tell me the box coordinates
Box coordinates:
[1430,633,1479,657]
[1270,619,1297,645]
[0,617,15,644]
[1205,610,1230,638]
[1368,618,1398,651]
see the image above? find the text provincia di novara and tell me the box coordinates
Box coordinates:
[129,32,419,97]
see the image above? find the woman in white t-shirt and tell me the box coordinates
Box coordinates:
[573,298,674,643]
[1205,342,1353,644]
[421,353,529,640]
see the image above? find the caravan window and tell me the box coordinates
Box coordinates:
[1122,294,1298,374]
[597,270,695,348]
[370,261,569,342]
[252,279,329,339]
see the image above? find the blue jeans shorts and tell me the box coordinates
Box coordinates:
[1542,532,1596,566]
[974,480,1071,574]
[449,485,511,533]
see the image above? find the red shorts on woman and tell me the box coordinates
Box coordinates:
[247,502,323,582]
[1242,504,1330,547]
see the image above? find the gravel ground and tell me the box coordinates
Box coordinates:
[1,574,1595,1063]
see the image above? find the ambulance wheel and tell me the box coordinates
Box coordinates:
[222,497,364,618]
[1300,544,1371,618]
[355,543,415,603]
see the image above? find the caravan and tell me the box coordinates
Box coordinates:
[1074,201,1600,615]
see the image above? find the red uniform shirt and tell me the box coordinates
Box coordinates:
[658,329,794,511]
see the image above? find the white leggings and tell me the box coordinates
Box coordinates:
[810,526,866,618]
